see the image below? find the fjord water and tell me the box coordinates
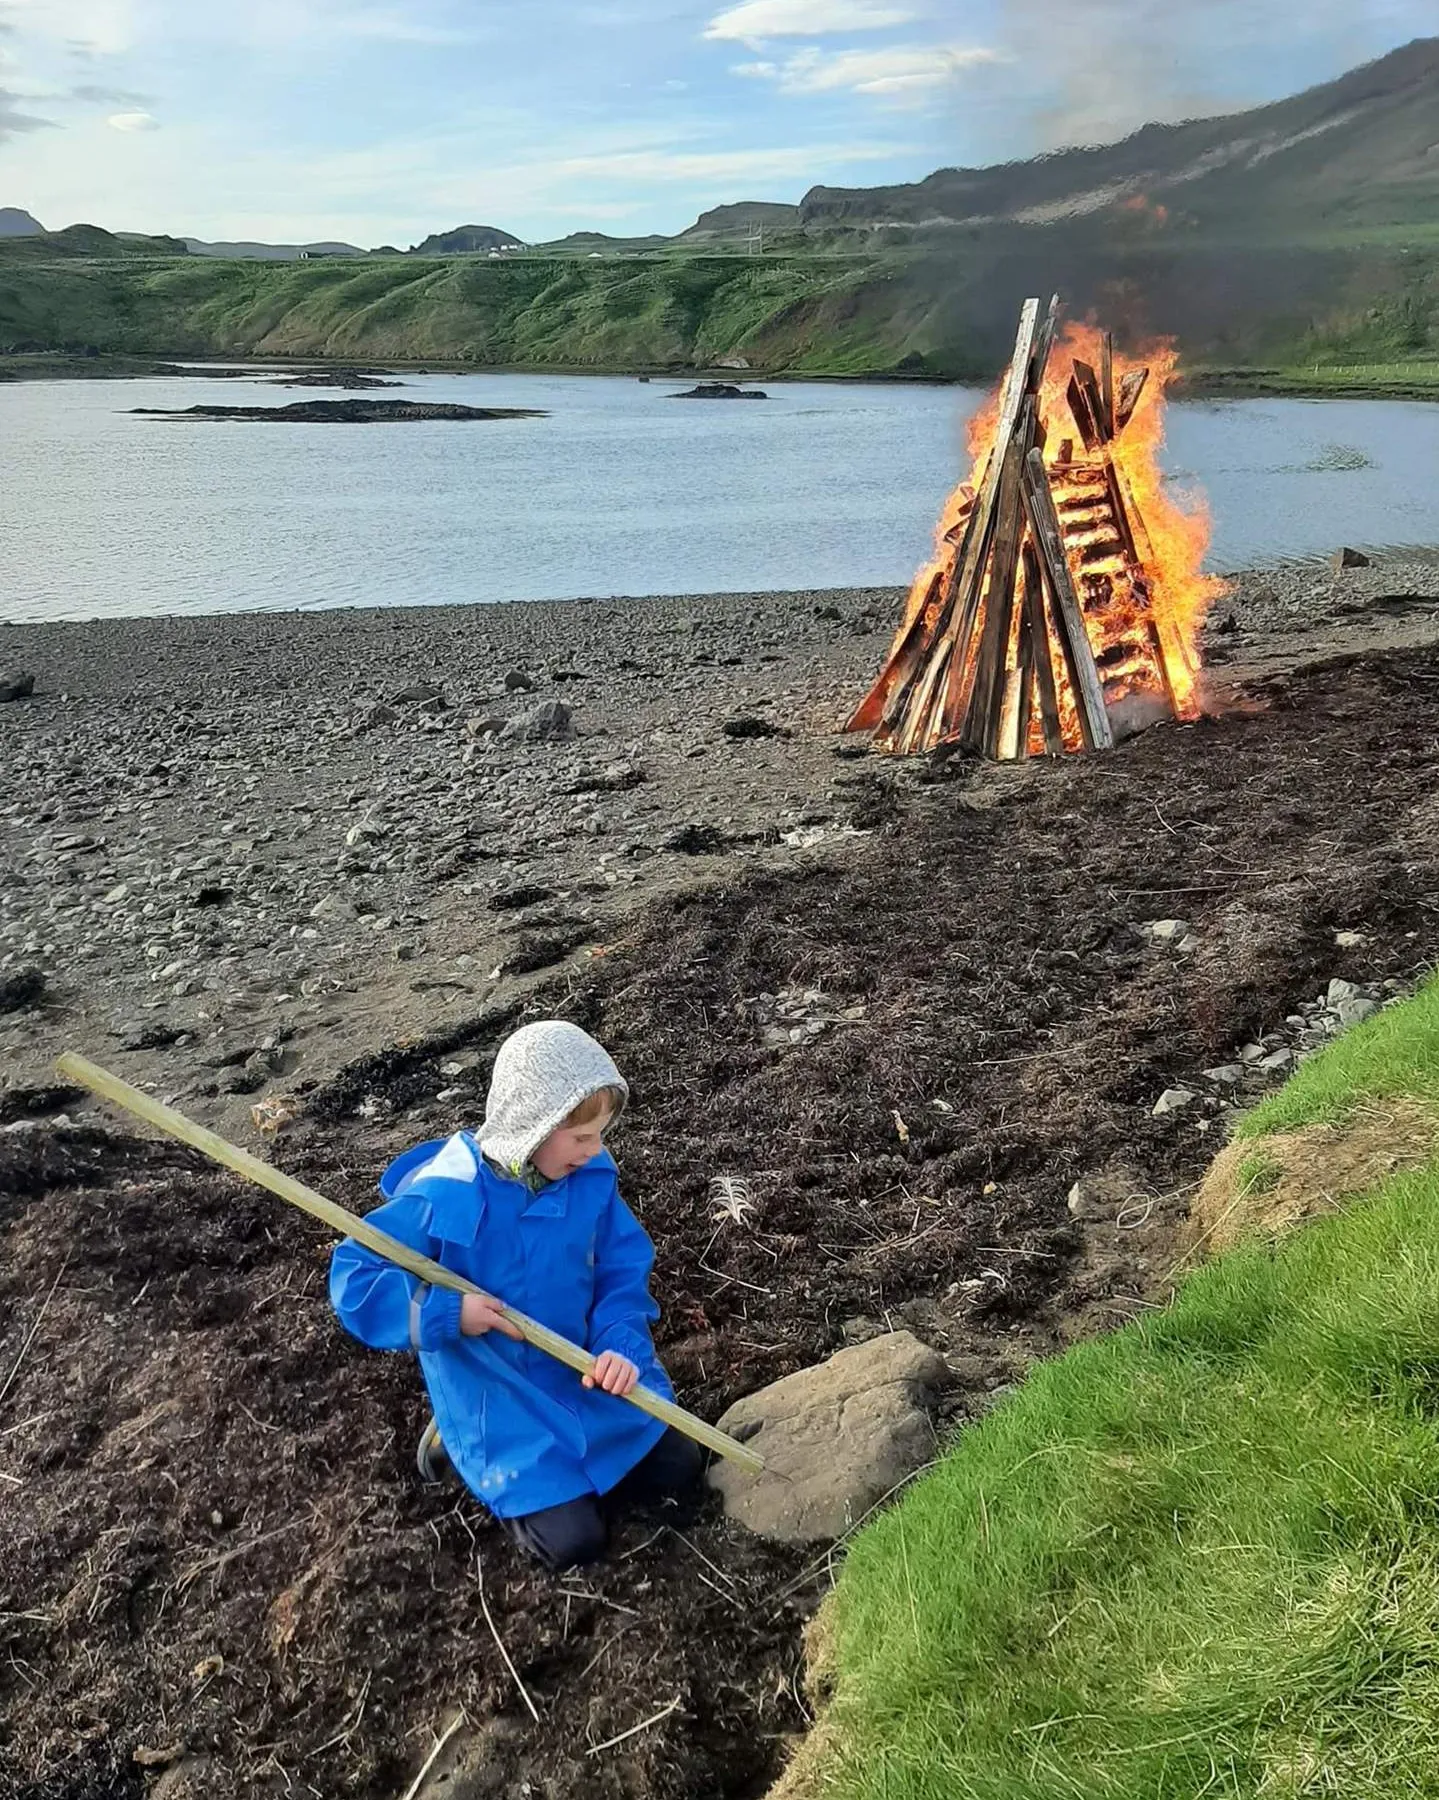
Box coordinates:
[4,370,1439,624]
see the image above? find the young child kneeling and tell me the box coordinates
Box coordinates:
[330,1020,700,1570]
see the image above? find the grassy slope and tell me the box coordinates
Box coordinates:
[2,230,1436,383]
[788,972,1439,1800]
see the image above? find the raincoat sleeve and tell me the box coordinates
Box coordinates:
[586,1189,661,1369]
[329,1195,465,1353]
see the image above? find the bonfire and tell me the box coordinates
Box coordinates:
[850,296,1225,758]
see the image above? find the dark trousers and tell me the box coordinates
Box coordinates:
[505,1429,704,1571]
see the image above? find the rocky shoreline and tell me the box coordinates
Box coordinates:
[3,560,1438,1139]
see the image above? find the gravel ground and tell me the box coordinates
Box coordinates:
[2,556,1437,1139]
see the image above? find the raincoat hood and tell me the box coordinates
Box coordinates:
[477,1020,628,1176]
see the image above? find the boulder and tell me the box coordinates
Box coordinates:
[1153,1087,1198,1117]
[0,673,35,703]
[1331,547,1371,571]
[499,700,575,744]
[707,1331,950,1543]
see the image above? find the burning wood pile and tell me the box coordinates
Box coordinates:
[850,296,1221,759]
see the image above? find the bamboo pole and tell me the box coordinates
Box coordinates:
[54,1053,764,1474]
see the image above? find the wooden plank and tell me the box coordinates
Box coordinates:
[962,405,1032,751]
[896,635,954,753]
[1067,374,1101,451]
[1011,584,1036,760]
[847,569,941,732]
[1115,367,1149,432]
[1146,619,1180,717]
[1100,333,1115,441]
[1101,460,1141,566]
[1022,447,1114,751]
[1071,360,1109,446]
[1023,542,1066,756]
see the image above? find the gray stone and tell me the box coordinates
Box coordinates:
[0,672,35,703]
[1259,1048,1296,1073]
[390,681,445,705]
[1337,998,1380,1028]
[1326,977,1361,1007]
[1334,930,1369,949]
[1153,1087,1198,1117]
[357,702,397,731]
[1331,546,1371,572]
[503,668,536,691]
[1143,919,1190,943]
[1204,1064,1246,1086]
[708,1331,949,1543]
[499,699,575,745]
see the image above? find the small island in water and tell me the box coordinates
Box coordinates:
[131,399,547,423]
[669,383,769,400]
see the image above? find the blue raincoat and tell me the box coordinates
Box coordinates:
[329,1130,672,1519]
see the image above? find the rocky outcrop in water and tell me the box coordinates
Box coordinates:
[669,383,768,400]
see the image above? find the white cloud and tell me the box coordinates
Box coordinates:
[704,0,916,44]
[106,106,155,128]
[738,42,1005,103]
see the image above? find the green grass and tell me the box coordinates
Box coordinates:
[792,978,1439,1800]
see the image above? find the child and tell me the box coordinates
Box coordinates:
[330,1019,701,1570]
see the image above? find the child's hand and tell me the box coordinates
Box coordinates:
[460,1293,524,1339]
[584,1351,639,1397]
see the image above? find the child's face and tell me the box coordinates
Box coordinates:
[531,1104,613,1182]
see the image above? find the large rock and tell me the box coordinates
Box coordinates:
[0,673,35,703]
[500,699,575,744]
[708,1331,949,1543]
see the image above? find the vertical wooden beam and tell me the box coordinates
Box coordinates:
[1022,447,1114,751]
[1023,542,1066,756]
[1100,333,1115,441]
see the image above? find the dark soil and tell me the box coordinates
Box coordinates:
[4,644,1439,1800]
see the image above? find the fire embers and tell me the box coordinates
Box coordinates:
[851,297,1224,759]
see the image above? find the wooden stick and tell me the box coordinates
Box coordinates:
[1100,333,1115,441]
[54,1053,764,1474]
[477,1555,540,1721]
[586,1697,683,1757]
[399,1715,466,1800]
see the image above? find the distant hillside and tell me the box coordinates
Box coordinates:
[802,36,1439,234]
[184,238,366,261]
[0,224,188,260]
[407,225,524,255]
[680,202,801,241]
[2,40,1436,381]
[0,207,44,238]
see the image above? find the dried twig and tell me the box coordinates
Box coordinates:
[398,1711,465,1800]
[0,1258,70,1414]
[475,1556,539,1722]
[586,1696,682,1757]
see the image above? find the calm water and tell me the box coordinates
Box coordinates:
[4,369,1439,624]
